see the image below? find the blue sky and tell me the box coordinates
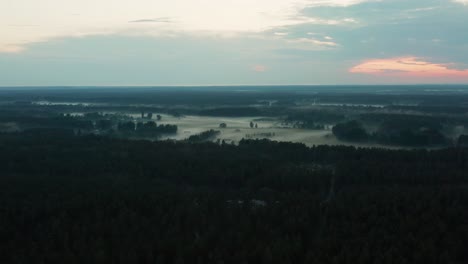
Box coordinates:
[1,0,468,86]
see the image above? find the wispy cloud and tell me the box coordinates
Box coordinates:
[453,0,468,5]
[0,45,24,53]
[129,17,173,23]
[288,38,339,48]
[350,57,468,77]
[8,24,39,27]
[1,0,370,53]
[274,32,288,36]
[405,6,439,13]
[306,0,371,7]
[252,65,267,72]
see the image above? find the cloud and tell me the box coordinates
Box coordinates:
[2,0,468,85]
[453,0,468,5]
[350,57,468,78]
[306,0,370,7]
[8,24,39,27]
[405,6,439,13]
[253,65,267,72]
[288,38,339,48]
[0,45,24,53]
[0,0,371,53]
[129,17,172,23]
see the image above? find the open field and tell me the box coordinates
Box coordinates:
[140,114,398,148]
[2,86,468,149]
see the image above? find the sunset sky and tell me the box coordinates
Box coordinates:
[1,0,468,85]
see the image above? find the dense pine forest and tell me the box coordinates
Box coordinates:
[4,0,468,257]
[1,131,467,263]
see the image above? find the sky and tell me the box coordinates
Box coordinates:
[1,0,468,86]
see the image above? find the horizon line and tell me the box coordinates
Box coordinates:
[2,83,468,88]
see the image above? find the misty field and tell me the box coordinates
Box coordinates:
[136,114,392,148]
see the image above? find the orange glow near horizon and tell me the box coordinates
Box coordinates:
[350,57,468,78]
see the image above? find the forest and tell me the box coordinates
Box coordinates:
[0,130,467,263]
[1,86,468,263]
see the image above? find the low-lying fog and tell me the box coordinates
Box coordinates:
[125,114,399,149]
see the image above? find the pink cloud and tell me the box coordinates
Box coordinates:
[253,65,267,72]
[349,57,468,78]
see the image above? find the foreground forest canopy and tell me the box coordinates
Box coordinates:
[0,131,467,263]
[1,86,468,263]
